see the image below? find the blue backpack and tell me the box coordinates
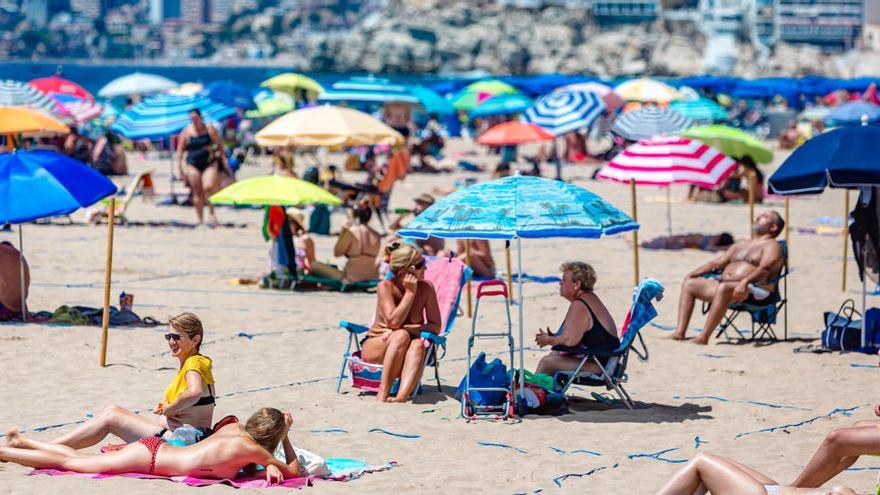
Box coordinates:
[456,352,509,407]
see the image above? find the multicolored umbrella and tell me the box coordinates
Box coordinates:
[50,94,103,124]
[611,106,692,141]
[29,76,93,100]
[245,89,295,118]
[111,93,235,140]
[210,175,341,207]
[468,94,533,118]
[255,105,403,147]
[669,97,728,122]
[450,90,494,111]
[615,78,683,103]
[476,121,555,146]
[464,80,519,96]
[523,91,606,136]
[682,125,773,164]
[261,73,324,95]
[97,72,178,98]
[0,80,62,118]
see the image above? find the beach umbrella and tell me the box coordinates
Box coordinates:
[669,97,728,122]
[800,105,832,122]
[255,105,403,148]
[476,121,554,146]
[167,82,205,96]
[409,85,454,115]
[611,106,693,141]
[468,94,533,118]
[465,80,519,96]
[768,124,880,349]
[615,78,683,103]
[597,136,737,236]
[203,81,256,110]
[0,107,68,144]
[0,80,63,119]
[557,82,625,113]
[0,149,117,321]
[210,175,341,207]
[50,94,104,124]
[825,101,880,126]
[261,73,324,96]
[523,91,607,136]
[682,125,773,164]
[245,89,295,118]
[97,72,178,99]
[29,76,93,101]
[111,93,235,141]
[398,174,638,413]
[450,90,495,111]
[318,78,419,105]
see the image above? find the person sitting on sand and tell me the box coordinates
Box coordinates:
[451,239,496,278]
[534,262,618,377]
[0,407,301,484]
[363,242,441,402]
[317,203,381,283]
[0,241,29,320]
[671,211,785,345]
[50,313,216,449]
[389,194,444,256]
[641,232,735,252]
[658,452,854,495]
[779,120,803,150]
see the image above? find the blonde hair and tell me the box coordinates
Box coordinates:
[384,241,420,275]
[169,312,204,352]
[244,407,286,453]
[560,261,596,291]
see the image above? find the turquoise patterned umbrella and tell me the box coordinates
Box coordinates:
[399,174,638,413]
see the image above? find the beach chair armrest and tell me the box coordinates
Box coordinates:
[420,332,446,346]
[340,321,369,334]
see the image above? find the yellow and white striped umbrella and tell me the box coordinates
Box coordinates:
[614,78,683,103]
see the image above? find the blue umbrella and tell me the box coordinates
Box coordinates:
[669,97,728,122]
[1,150,117,318]
[523,91,606,136]
[203,81,257,110]
[611,106,693,141]
[399,174,638,411]
[318,77,419,105]
[111,93,236,141]
[409,85,454,115]
[825,101,880,126]
[468,94,533,118]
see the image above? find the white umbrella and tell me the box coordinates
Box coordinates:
[98,72,179,99]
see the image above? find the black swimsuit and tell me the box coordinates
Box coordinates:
[185,133,215,172]
[552,298,619,366]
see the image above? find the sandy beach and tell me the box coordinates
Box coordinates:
[1,139,877,494]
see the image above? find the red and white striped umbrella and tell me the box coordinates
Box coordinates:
[50,94,104,124]
[597,136,737,189]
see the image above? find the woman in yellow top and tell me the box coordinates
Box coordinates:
[51,313,216,449]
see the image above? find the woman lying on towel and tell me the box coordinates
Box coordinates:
[0,408,301,484]
[363,242,441,403]
[50,313,216,449]
[534,262,619,378]
[658,452,853,495]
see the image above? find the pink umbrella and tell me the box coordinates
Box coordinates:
[50,94,104,124]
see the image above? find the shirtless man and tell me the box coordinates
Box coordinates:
[454,239,496,278]
[0,241,29,320]
[0,408,301,484]
[671,211,785,345]
[389,194,444,256]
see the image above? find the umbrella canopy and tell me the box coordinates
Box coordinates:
[464,80,519,96]
[318,77,418,106]
[597,136,737,188]
[245,89,295,118]
[409,85,454,115]
[50,94,104,124]
[476,121,555,146]
[825,101,880,126]
[0,150,116,223]
[800,105,832,122]
[0,80,62,118]
[399,174,638,240]
[255,105,403,147]
[556,82,625,113]
[468,94,533,118]
[167,82,205,96]
[523,91,606,136]
[615,78,683,102]
[450,90,494,111]
[611,106,693,141]
[682,125,773,164]
[0,106,68,136]
[97,72,178,98]
[669,97,728,122]
[261,73,324,95]
[29,76,93,101]
[204,81,256,110]
[768,125,880,194]
[111,93,235,141]
[210,175,341,207]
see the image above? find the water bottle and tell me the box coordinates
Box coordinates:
[170,425,203,446]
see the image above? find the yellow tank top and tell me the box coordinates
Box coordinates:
[163,355,214,405]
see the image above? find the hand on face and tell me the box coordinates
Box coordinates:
[402,272,419,293]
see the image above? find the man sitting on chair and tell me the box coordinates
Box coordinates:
[670,211,785,345]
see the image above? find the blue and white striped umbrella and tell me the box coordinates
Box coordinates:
[522,91,606,136]
[0,79,62,119]
[611,106,693,141]
[318,77,419,105]
[111,94,236,141]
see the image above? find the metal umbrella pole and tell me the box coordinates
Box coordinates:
[516,236,525,412]
[18,225,26,321]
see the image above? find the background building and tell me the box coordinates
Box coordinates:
[775,0,863,50]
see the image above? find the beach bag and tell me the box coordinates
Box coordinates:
[455,352,508,407]
[822,299,862,351]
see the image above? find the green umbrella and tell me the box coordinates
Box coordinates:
[245,90,295,118]
[210,175,341,207]
[465,80,519,95]
[683,125,773,164]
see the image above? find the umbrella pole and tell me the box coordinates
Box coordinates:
[862,244,867,349]
[748,172,756,238]
[18,226,26,321]
[466,239,472,318]
[842,190,850,292]
[784,198,790,258]
[630,179,640,287]
[100,198,116,368]
[665,186,672,237]
[505,240,513,298]
[516,237,525,414]
[168,137,176,204]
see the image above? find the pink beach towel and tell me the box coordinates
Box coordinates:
[423,257,467,335]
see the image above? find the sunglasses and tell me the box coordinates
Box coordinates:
[164,333,183,341]
[410,259,426,271]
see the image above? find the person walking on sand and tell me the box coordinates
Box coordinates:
[176,109,231,226]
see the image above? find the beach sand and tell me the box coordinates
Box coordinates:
[0,139,877,494]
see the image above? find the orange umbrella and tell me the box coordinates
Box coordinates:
[476,121,554,146]
[0,106,68,149]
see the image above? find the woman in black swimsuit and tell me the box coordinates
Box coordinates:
[175,109,231,226]
[534,261,619,376]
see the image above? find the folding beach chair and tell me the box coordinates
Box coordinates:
[553,279,664,409]
[91,169,156,225]
[703,240,788,342]
[335,256,472,398]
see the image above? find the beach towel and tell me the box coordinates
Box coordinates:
[423,257,467,334]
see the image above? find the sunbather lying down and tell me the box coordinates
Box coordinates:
[0,408,301,484]
[641,232,734,252]
[658,452,854,495]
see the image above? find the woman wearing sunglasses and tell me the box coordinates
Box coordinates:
[50,313,215,449]
[363,242,441,403]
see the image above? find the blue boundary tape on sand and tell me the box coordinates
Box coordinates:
[368,428,421,439]
[674,395,812,411]
[549,447,601,456]
[552,467,607,488]
[310,429,349,434]
[627,448,688,464]
[735,406,858,439]
[478,442,528,454]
